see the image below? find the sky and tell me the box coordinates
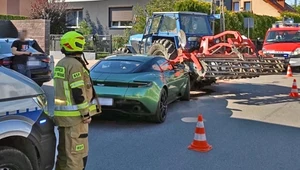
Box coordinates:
[286,0,296,5]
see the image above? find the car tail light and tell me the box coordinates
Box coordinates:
[42,58,50,63]
[131,81,153,87]
[0,60,11,66]
[3,60,11,65]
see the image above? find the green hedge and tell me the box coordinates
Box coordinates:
[134,0,300,39]
[0,15,27,20]
[174,0,283,38]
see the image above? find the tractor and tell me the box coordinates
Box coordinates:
[115,11,285,90]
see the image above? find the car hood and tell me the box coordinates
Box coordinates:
[0,66,44,99]
[263,43,300,52]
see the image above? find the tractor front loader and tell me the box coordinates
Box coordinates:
[115,11,286,90]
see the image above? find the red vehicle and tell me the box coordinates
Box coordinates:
[262,18,300,69]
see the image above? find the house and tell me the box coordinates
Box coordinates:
[63,0,149,35]
[0,0,34,16]
[217,0,296,17]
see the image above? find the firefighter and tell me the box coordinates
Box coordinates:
[53,31,101,170]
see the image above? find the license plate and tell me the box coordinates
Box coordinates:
[98,98,113,106]
[27,61,41,66]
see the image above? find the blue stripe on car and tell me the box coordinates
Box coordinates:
[0,107,43,122]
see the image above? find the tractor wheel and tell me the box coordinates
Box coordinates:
[147,39,177,59]
[113,47,130,54]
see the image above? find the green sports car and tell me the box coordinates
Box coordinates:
[90,55,190,123]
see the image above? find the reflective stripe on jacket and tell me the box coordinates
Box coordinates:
[53,56,101,127]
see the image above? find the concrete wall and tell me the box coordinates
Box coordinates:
[19,0,35,16]
[67,0,149,35]
[0,0,8,14]
[0,0,33,16]
[10,20,51,54]
[230,0,280,17]
[251,0,280,17]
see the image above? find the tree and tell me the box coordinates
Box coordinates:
[294,5,300,13]
[30,0,68,34]
[132,0,179,33]
[75,21,92,36]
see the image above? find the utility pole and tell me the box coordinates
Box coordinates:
[219,0,225,33]
[210,0,216,35]
[295,0,297,6]
[210,0,225,34]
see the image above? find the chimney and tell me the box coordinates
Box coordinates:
[277,0,285,7]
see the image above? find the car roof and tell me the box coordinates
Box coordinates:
[105,55,164,62]
[0,38,34,43]
[268,27,300,31]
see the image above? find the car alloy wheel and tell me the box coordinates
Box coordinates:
[0,167,16,170]
[159,89,168,121]
[150,88,168,123]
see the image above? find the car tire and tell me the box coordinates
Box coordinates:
[0,146,33,170]
[181,77,190,101]
[151,88,168,123]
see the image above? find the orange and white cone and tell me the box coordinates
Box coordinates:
[289,79,299,98]
[188,114,212,152]
[286,65,293,77]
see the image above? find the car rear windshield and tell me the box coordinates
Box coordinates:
[93,60,142,73]
[0,41,38,54]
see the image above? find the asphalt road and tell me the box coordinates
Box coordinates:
[43,62,300,170]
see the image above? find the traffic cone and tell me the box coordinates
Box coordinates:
[286,65,293,77]
[188,114,212,152]
[289,79,299,98]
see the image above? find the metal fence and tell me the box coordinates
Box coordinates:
[50,34,127,54]
[50,34,264,55]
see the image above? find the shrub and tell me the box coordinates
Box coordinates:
[174,0,289,38]
[0,15,27,20]
[112,29,131,50]
[131,0,300,39]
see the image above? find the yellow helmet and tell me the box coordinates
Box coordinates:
[60,31,86,54]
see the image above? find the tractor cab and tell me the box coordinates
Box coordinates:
[116,12,213,59]
[141,12,212,56]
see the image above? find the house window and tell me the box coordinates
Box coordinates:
[109,7,133,29]
[66,9,83,28]
[233,2,240,11]
[244,1,251,11]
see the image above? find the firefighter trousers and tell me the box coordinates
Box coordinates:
[55,122,89,170]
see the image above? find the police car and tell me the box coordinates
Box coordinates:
[0,64,56,169]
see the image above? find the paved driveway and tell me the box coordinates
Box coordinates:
[44,61,300,170]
